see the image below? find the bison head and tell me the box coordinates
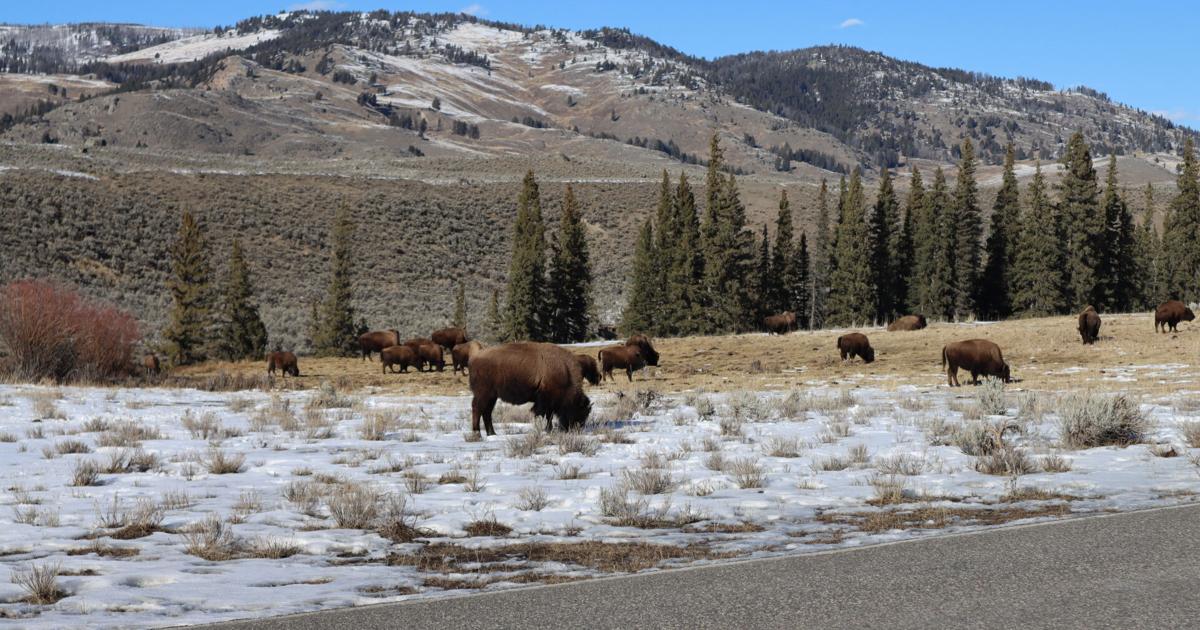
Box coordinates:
[1185,308,1196,322]
[861,345,876,363]
[627,335,660,367]
[1001,362,1011,383]
[559,391,592,430]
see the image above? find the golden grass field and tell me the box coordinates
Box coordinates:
[176,313,1198,399]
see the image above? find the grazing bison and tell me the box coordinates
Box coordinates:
[625,334,660,367]
[381,345,419,374]
[431,327,468,351]
[403,338,445,372]
[764,311,797,335]
[358,330,400,361]
[942,339,1010,387]
[836,333,875,363]
[1078,306,1101,344]
[1155,300,1195,333]
[575,354,601,386]
[142,353,160,375]
[595,325,619,341]
[267,351,300,378]
[468,342,591,435]
[887,314,928,332]
[598,345,647,382]
[451,340,484,374]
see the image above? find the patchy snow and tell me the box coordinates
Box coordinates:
[0,380,1195,627]
[105,30,281,64]
[439,23,525,52]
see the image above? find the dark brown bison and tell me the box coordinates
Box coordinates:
[942,339,1010,387]
[267,351,300,377]
[431,327,468,351]
[451,340,484,374]
[1078,306,1101,344]
[575,354,601,386]
[142,353,160,375]
[764,311,797,335]
[598,345,647,382]
[381,345,420,374]
[836,333,875,363]
[404,338,445,372]
[468,342,591,435]
[358,330,400,361]
[625,334,660,367]
[887,314,928,332]
[1155,300,1195,333]
[595,325,619,341]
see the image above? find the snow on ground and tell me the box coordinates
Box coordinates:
[0,379,1197,627]
[104,30,281,64]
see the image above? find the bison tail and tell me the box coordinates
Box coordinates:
[941,346,947,369]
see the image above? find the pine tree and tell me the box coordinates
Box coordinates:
[768,189,795,315]
[1013,163,1066,316]
[755,223,772,321]
[503,170,547,341]
[901,168,925,314]
[622,215,658,335]
[312,206,359,357]
[827,168,874,326]
[546,185,593,343]
[952,138,982,320]
[664,173,704,335]
[809,179,831,329]
[1163,138,1200,302]
[791,232,812,327]
[1135,184,1162,308]
[485,289,503,342]
[1100,156,1137,311]
[451,281,467,329]
[868,167,899,322]
[215,239,267,361]
[1058,131,1103,309]
[700,138,755,332]
[163,212,213,365]
[978,144,1021,319]
[913,168,955,319]
[651,170,674,327]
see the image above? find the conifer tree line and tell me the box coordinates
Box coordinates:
[622,133,1200,337]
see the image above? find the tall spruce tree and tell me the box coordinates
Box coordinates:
[952,139,982,320]
[700,139,755,332]
[312,206,359,357]
[827,168,874,325]
[768,189,795,315]
[1135,184,1162,308]
[163,212,214,365]
[651,170,674,326]
[664,173,704,335]
[913,168,955,319]
[546,185,593,343]
[809,179,831,329]
[503,170,547,341]
[755,223,772,321]
[485,289,502,342]
[868,167,899,322]
[215,239,267,361]
[902,168,926,314]
[1100,156,1138,311]
[622,215,658,335]
[978,144,1021,319]
[791,233,812,327]
[451,281,467,329]
[1164,138,1200,302]
[1058,131,1104,309]
[1012,163,1066,316]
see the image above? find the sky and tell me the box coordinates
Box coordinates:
[3,1,1198,128]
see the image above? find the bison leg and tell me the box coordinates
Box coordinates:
[472,395,497,436]
[947,365,958,387]
[970,371,980,385]
[626,367,634,383]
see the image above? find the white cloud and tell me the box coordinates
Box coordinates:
[288,0,346,11]
[460,3,488,16]
[839,18,864,29]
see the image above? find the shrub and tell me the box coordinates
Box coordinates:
[516,486,551,511]
[974,448,1037,476]
[326,484,381,529]
[977,378,1008,416]
[0,280,139,382]
[1058,394,1148,449]
[10,562,66,604]
[205,449,245,474]
[181,513,239,560]
[71,459,101,486]
[621,468,676,495]
[726,457,766,489]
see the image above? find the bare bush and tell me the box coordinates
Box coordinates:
[554,431,600,456]
[1058,393,1148,449]
[326,484,381,529]
[869,474,909,505]
[360,411,396,441]
[726,457,766,489]
[71,458,101,486]
[1180,422,1200,449]
[248,537,302,559]
[621,468,676,495]
[10,562,66,604]
[1040,452,1073,473]
[975,448,1037,476]
[876,453,926,476]
[977,378,1008,416]
[516,486,551,511]
[182,410,223,440]
[763,436,804,458]
[181,513,239,561]
[504,429,546,458]
[205,449,245,474]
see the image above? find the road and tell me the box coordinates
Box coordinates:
[201,504,1200,629]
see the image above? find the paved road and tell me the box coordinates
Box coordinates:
[203,504,1200,629]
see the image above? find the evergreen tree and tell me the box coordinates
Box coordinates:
[215,239,268,361]
[700,139,755,332]
[503,170,547,340]
[809,179,831,329]
[913,168,956,319]
[901,168,925,314]
[1135,184,1162,308]
[952,138,982,319]
[546,185,593,343]
[827,168,874,325]
[868,167,899,322]
[755,223,772,320]
[312,206,359,357]
[485,289,503,342]
[1100,156,1138,311]
[978,144,1021,319]
[1163,138,1200,302]
[768,189,795,315]
[1013,163,1066,316]
[163,212,214,365]
[1058,131,1104,309]
[791,232,812,326]
[621,215,658,335]
[651,170,674,327]
[664,173,704,335]
[451,281,467,330]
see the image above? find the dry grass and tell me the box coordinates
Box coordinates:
[725,457,767,489]
[205,449,245,474]
[387,540,730,574]
[325,484,381,529]
[975,448,1038,476]
[181,513,240,561]
[820,503,1071,534]
[10,562,67,605]
[463,517,513,537]
[1058,393,1148,449]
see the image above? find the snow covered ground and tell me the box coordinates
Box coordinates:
[104,30,281,64]
[0,379,1197,627]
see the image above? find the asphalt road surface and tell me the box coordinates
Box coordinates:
[201,504,1200,629]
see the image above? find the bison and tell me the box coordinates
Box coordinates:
[764,311,797,335]
[1078,306,1101,344]
[359,330,400,361]
[267,351,300,378]
[595,325,619,341]
[381,345,420,374]
[836,333,875,363]
[942,339,1010,387]
[431,327,468,352]
[887,314,928,332]
[451,340,484,374]
[625,334,660,367]
[404,338,445,372]
[468,342,591,436]
[142,353,160,375]
[575,354,601,386]
[598,345,647,382]
[1155,300,1195,333]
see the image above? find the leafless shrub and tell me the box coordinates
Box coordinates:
[0,432,16,442]
[876,453,926,476]
[251,396,295,431]
[360,411,396,441]
[622,467,676,495]
[504,429,546,458]
[227,396,256,413]
[462,466,486,493]
[248,537,302,559]
[54,438,91,455]
[376,494,425,543]
[975,448,1037,476]
[1058,393,1148,449]
[308,382,353,410]
[704,449,726,471]
[160,489,194,510]
[1181,422,1200,449]
[95,421,162,448]
[726,457,766,489]
[847,443,871,465]
[718,415,743,437]
[463,516,513,537]
[727,392,770,422]
[516,486,551,511]
[104,448,159,473]
[283,480,324,515]
[813,454,850,472]
[71,459,101,486]
[869,474,909,505]
[555,431,600,456]
[402,470,430,494]
[693,396,716,420]
[555,462,590,480]
[326,484,381,529]
[181,410,223,440]
[205,448,245,474]
[32,398,66,421]
[977,377,1008,416]
[233,490,264,517]
[10,562,66,604]
[181,513,239,561]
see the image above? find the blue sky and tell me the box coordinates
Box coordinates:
[4,1,1197,128]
